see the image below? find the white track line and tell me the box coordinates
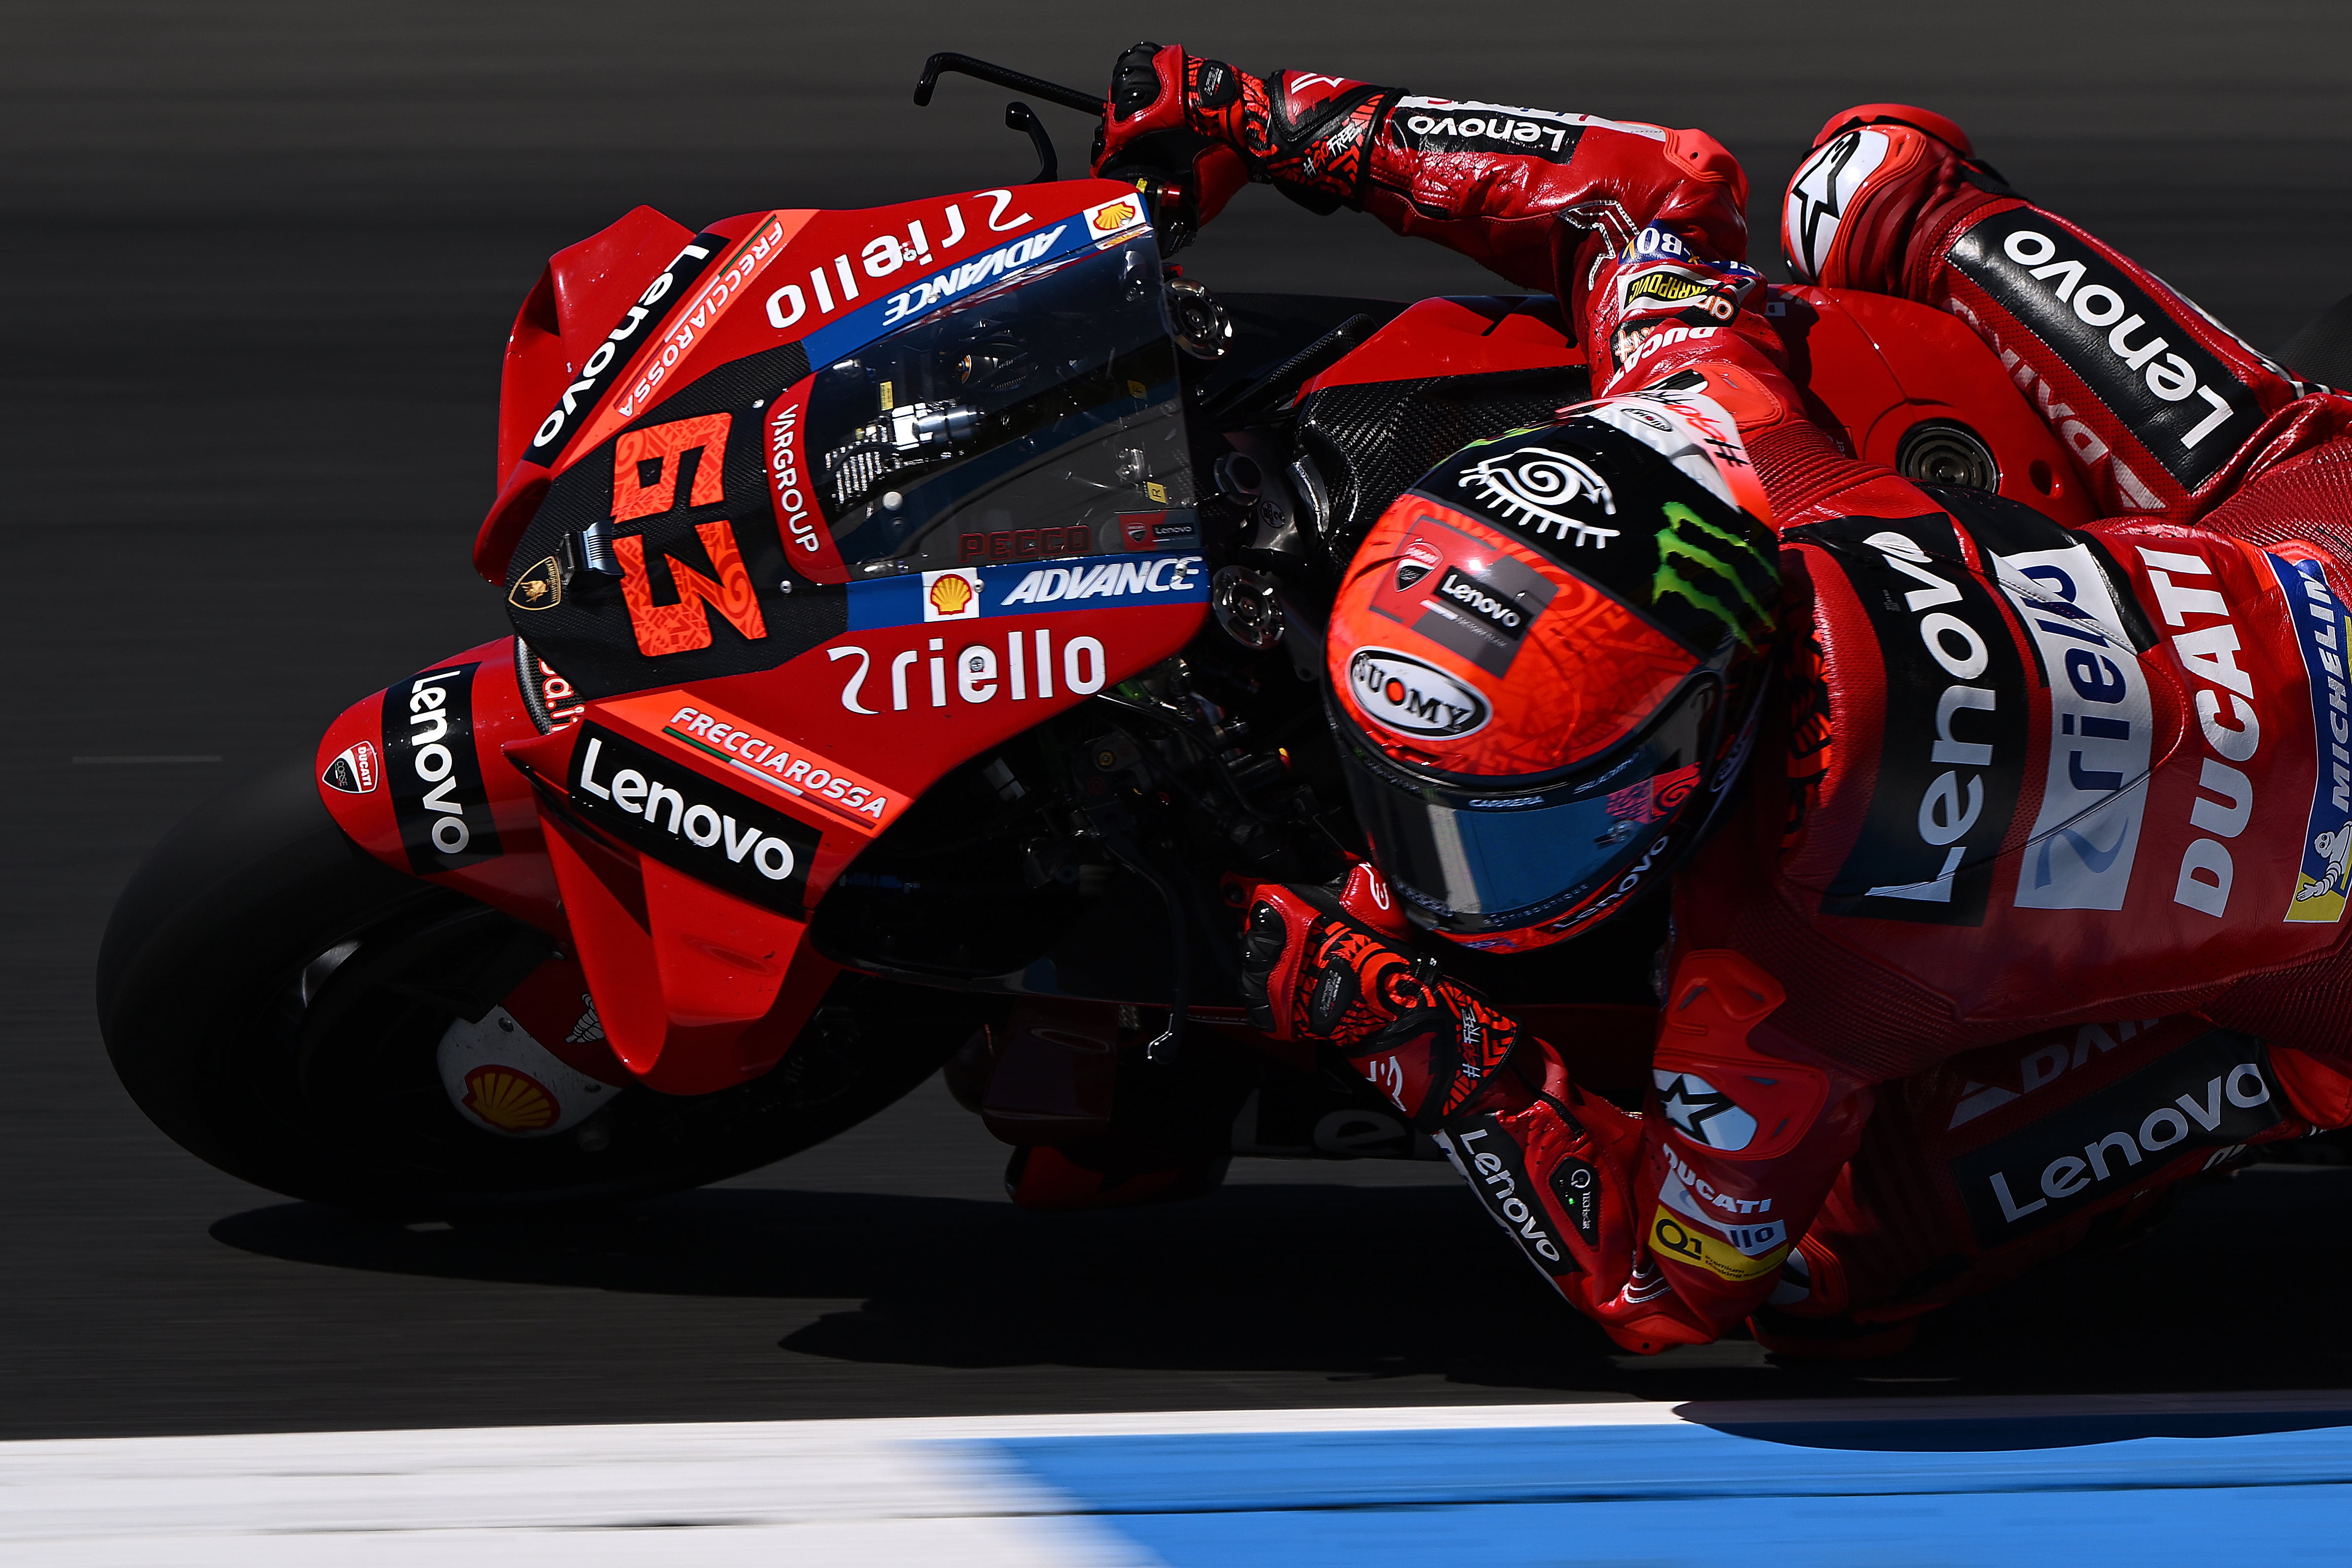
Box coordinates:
[8,1394,2351,1566]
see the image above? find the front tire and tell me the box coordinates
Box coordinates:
[98,757,979,1215]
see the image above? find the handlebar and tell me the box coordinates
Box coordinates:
[912,52,1104,118]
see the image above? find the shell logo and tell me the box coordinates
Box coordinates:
[1091,199,1140,234]
[461,1065,559,1132]
[928,573,974,616]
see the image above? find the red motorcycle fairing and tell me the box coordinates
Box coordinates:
[499,560,1210,1092]
[474,179,1157,590]
[313,637,560,936]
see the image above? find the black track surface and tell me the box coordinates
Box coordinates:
[10,0,2352,1440]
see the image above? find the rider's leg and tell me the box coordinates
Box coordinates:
[1752,1012,2352,1357]
[1781,104,2348,521]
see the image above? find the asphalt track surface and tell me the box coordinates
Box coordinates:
[10,0,2352,1442]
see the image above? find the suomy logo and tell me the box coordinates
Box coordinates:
[1348,648,1490,739]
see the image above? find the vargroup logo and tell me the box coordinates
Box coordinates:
[922,568,984,622]
[1348,647,1490,739]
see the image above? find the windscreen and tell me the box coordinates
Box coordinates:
[804,235,1195,574]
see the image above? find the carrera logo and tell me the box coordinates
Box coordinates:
[384,664,501,873]
[1348,648,1490,739]
[567,725,820,911]
[322,740,379,795]
[1950,1028,2286,1245]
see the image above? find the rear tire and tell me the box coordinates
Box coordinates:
[98,757,980,1215]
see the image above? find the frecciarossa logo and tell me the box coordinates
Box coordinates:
[596,691,898,832]
[565,724,819,911]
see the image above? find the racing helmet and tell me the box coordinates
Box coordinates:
[1326,386,1782,953]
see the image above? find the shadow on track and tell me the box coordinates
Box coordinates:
[212,1165,2352,1410]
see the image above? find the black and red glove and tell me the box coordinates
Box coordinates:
[1092,42,1253,235]
[1237,861,1521,1128]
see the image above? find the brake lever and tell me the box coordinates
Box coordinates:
[1004,102,1057,184]
[913,52,1103,116]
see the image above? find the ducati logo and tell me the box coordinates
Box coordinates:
[1393,537,1442,592]
[508,556,563,611]
[321,740,380,795]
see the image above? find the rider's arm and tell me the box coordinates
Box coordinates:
[1097,46,1770,393]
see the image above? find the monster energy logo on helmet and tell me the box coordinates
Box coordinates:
[1655,500,1775,650]
[1427,420,1778,658]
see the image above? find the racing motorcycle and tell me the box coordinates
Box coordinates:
[95,55,2106,1215]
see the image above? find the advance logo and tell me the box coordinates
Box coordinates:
[1348,648,1490,740]
[385,664,502,874]
[565,725,820,913]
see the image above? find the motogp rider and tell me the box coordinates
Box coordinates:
[1097,42,2352,1355]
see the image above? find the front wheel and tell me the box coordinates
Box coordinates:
[98,757,982,1215]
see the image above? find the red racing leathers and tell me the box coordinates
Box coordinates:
[1106,47,2352,1352]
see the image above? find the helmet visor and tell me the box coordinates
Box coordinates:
[1334,675,1719,934]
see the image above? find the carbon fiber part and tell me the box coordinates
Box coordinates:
[1296,365,1592,559]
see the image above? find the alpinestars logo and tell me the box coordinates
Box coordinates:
[1652,1070,1758,1152]
[1654,501,1773,650]
[1456,447,1620,547]
[1783,128,1888,280]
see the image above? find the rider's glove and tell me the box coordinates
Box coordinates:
[1237,861,1521,1128]
[1092,42,1253,235]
